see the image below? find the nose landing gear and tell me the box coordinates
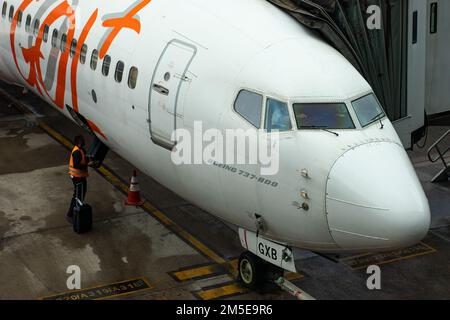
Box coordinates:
[238,251,284,290]
[238,250,316,300]
[238,252,262,289]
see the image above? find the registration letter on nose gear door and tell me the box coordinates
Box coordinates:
[239,228,297,273]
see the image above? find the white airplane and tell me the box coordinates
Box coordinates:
[0,0,431,288]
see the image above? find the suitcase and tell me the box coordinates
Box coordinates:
[73,203,92,234]
[72,182,92,234]
[87,137,109,168]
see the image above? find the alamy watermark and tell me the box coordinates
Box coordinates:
[171,121,280,176]
[367,5,382,30]
[66,265,81,290]
[366,265,382,290]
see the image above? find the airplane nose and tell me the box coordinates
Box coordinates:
[326,142,431,251]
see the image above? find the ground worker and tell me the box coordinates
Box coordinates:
[67,135,91,223]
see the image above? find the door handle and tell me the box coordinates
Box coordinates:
[153,84,169,96]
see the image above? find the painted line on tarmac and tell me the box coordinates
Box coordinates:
[192,274,307,300]
[170,259,239,282]
[193,281,249,300]
[171,259,304,300]
[40,277,152,300]
[340,242,437,270]
[170,258,304,283]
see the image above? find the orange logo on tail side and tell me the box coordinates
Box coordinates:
[9,0,153,141]
[99,0,152,59]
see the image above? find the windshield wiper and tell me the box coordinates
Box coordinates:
[301,126,339,137]
[370,112,385,129]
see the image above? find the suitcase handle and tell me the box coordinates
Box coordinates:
[75,182,84,207]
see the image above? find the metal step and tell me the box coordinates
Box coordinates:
[428,129,450,183]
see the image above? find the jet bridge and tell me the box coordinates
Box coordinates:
[267,0,450,149]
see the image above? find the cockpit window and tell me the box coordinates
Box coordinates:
[234,90,263,128]
[352,94,386,127]
[293,103,355,129]
[265,98,292,132]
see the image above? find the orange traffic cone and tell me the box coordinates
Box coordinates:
[125,170,145,206]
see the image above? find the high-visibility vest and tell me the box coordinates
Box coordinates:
[69,146,89,178]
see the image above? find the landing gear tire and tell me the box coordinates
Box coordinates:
[238,251,264,289]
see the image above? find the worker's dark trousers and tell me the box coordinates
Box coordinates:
[67,177,87,217]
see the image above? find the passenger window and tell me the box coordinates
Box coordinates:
[128,67,138,89]
[80,44,87,64]
[17,10,22,27]
[102,55,111,76]
[115,61,125,83]
[33,19,39,36]
[51,29,58,48]
[70,38,77,57]
[234,90,263,128]
[25,14,31,32]
[1,3,6,19]
[90,49,98,70]
[60,33,67,52]
[8,5,13,22]
[265,98,292,132]
[43,24,49,43]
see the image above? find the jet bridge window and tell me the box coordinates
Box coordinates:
[293,103,355,130]
[430,3,438,34]
[234,90,263,128]
[265,98,292,132]
[351,94,385,128]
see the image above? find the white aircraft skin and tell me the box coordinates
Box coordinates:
[0,0,431,257]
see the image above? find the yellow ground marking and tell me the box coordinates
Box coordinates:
[174,265,222,281]
[194,270,304,300]
[229,259,239,273]
[39,277,153,300]
[173,258,302,283]
[197,283,249,301]
[285,272,304,281]
[173,259,238,281]
[343,242,437,270]
[0,88,227,265]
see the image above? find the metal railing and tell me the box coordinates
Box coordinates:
[427,129,450,183]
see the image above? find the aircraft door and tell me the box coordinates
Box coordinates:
[149,40,196,150]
